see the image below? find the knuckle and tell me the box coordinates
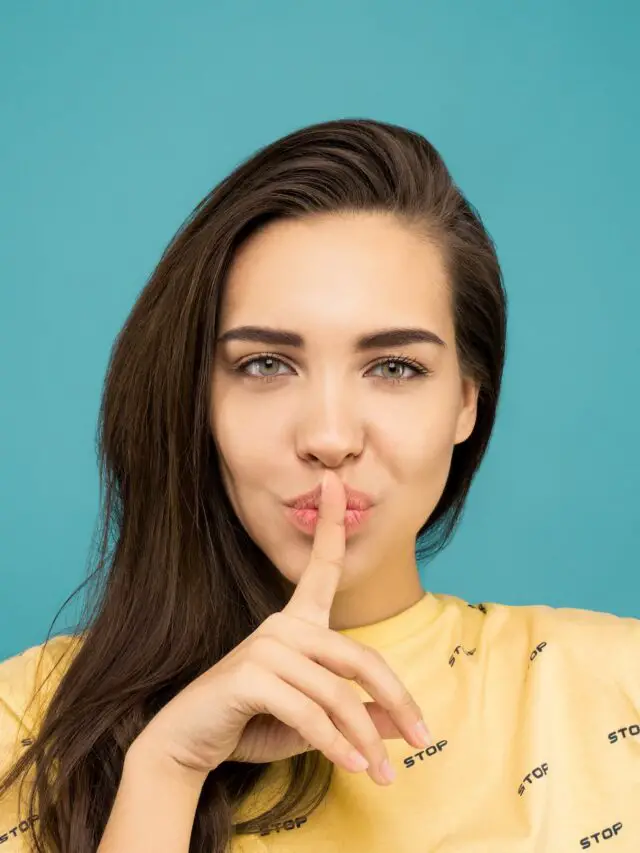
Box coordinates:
[297,697,324,731]
[395,688,419,713]
[328,726,349,756]
[320,556,345,572]
[331,679,358,709]
[260,611,303,642]
[327,689,382,752]
[354,645,418,713]
[258,612,286,636]
[353,709,382,743]
[357,644,385,671]
[250,634,281,663]
[358,729,385,756]
[226,659,259,696]
[359,643,382,663]
[234,657,261,682]
[381,678,418,715]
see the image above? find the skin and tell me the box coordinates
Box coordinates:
[210,211,479,631]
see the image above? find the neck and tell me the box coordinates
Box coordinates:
[328,548,425,632]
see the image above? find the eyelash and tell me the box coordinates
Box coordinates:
[233,352,432,385]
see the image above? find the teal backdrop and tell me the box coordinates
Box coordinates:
[1,1,638,661]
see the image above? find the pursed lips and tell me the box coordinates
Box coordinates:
[285,483,375,511]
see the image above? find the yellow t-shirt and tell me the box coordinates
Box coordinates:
[1,593,639,852]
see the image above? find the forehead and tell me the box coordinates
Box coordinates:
[219,212,453,339]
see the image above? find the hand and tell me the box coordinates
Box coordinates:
[133,470,431,787]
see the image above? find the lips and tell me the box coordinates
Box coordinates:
[285,505,372,537]
[285,483,375,512]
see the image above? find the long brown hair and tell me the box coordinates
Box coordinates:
[1,118,507,852]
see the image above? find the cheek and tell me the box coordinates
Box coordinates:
[377,397,458,476]
[376,407,458,524]
[212,405,286,536]
[213,403,284,475]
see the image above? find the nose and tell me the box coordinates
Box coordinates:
[295,381,364,468]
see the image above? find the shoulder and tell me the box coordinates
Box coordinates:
[444,594,640,698]
[483,598,639,649]
[0,635,81,757]
[0,636,81,851]
[441,591,638,644]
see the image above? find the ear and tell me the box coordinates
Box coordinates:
[454,377,480,445]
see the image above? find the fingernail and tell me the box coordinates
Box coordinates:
[414,720,432,747]
[380,759,396,783]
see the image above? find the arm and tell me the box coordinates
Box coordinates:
[97,739,208,853]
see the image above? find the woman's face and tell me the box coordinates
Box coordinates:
[210,212,478,622]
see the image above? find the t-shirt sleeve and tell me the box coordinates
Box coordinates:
[0,637,76,851]
[558,605,640,699]
[530,598,636,660]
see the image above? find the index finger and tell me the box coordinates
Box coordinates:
[284,470,346,626]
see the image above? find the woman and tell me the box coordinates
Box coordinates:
[1,118,638,853]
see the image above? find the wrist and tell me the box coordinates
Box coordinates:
[98,734,206,852]
[126,733,210,794]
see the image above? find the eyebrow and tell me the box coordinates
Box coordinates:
[216,325,446,351]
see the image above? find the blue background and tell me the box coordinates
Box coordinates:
[1,0,638,661]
